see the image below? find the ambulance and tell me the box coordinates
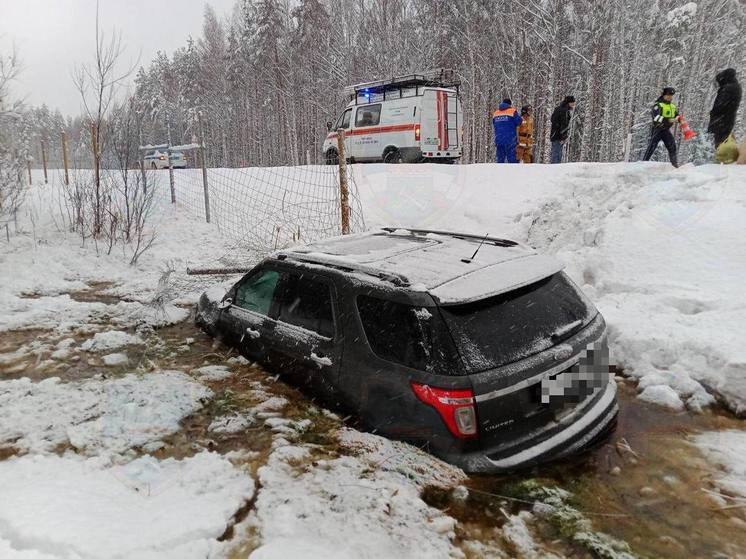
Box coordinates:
[323,69,463,164]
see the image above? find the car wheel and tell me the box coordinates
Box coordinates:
[326,149,339,165]
[383,148,403,164]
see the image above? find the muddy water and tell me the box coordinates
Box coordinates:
[441,380,746,558]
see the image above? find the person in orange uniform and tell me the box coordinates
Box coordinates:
[515,105,534,163]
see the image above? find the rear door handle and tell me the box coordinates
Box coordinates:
[246,327,261,339]
[310,352,332,368]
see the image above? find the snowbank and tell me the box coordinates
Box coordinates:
[0,452,254,558]
[0,371,211,455]
[356,162,746,415]
[514,163,746,414]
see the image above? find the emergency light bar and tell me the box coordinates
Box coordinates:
[344,68,460,99]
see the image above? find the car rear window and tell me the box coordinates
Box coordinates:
[357,295,460,375]
[439,273,596,373]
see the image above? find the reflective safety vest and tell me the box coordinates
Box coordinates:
[653,101,677,123]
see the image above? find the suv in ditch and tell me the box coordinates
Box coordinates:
[196,228,618,473]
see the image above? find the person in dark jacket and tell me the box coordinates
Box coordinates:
[642,87,680,167]
[492,99,523,163]
[550,96,576,163]
[707,68,742,147]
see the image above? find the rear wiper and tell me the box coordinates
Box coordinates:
[550,320,583,343]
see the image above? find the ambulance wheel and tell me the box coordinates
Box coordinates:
[325,149,339,165]
[383,147,402,164]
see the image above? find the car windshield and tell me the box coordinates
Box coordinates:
[439,273,596,373]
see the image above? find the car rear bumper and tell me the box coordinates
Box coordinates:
[448,379,618,473]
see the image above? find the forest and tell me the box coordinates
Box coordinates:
[6,0,746,167]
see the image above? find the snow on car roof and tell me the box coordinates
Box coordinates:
[280,228,564,304]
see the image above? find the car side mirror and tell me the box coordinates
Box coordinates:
[326,121,332,132]
[218,298,233,310]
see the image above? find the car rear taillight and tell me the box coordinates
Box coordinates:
[414,124,421,142]
[411,382,477,439]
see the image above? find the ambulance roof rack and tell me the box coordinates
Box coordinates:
[343,68,460,99]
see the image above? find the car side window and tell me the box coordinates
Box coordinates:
[357,295,460,374]
[235,269,281,316]
[276,273,334,338]
[355,104,381,127]
[339,109,352,130]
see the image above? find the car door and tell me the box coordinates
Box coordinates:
[351,103,382,160]
[261,270,342,398]
[221,267,283,362]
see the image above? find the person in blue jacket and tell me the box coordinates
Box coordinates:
[492,98,523,163]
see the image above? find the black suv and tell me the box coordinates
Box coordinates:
[196,228,618,473]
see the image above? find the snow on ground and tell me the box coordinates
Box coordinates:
[81,329,143,352]
[0,371,211,455]
[249,437,462,559]
[0,176,230,334]
[0,452,254,559]
[694,430,746,498]
[194,364,233,381]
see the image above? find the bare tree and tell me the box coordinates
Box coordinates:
[72,0,137,237]
[0,46,26,226]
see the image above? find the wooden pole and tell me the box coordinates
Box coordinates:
[336,130,350,235]
[198,112,211,223]
[167,119,175,204]
[61,131,70,186]
[40,139,48,184]
[27,159,32,186]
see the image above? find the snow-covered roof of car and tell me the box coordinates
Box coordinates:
[277,228,564,305]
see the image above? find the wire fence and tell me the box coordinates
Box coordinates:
[13,127,366,299]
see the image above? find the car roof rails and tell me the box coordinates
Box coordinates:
[380,227,519,247]
[276,252,411,287]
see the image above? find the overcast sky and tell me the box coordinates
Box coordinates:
[0,0,236,117]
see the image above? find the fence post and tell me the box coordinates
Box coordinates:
[27,158,32,186]
[167,119,176,204]
[61,131,70,186]
[198,112,211,224]
[336,130,350,235]
[40,139,48,184]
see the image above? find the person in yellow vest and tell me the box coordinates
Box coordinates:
[515,105,534,163]
[642,87,680,167]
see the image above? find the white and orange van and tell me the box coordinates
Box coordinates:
[323,69,463,164]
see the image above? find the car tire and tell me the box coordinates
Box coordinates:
[326,149,339,165]
[383,148,403,164]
